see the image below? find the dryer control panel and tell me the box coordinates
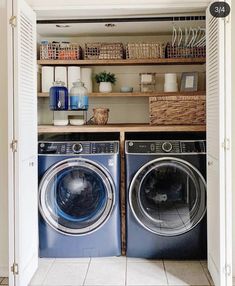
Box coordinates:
[38,141,119,155]
[126,140,206,154]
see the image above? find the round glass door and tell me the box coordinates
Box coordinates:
[39,159,114,235]
[129,158,206,236]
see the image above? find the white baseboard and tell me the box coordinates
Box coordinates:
[0,266,8,277]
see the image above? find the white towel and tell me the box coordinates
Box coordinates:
[81,68,93,93]
[55,66,67,87]
[42,66,54,92]
[68,66,81,91]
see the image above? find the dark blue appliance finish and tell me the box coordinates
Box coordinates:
[125,140,207,259]
[38,141,121,258]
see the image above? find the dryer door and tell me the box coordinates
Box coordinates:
[39,158,115,235]
[129,157,206,236]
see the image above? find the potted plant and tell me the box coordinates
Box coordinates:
[95,71,117,93]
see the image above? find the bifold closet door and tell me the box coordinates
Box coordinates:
[206,3,232,286]
[10,0,38,285]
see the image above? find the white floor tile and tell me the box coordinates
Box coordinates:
[84,260,126,285]
[30,259,54,285]
[127,257,162,263]
[126,261,167,286]
[43,261,89,286]
[164,261,210,285]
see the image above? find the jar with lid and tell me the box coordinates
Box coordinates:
[49,81,68,110]
[69,80,89,110]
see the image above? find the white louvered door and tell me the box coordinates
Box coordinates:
[12,0,38,285]
[206,3,232,286]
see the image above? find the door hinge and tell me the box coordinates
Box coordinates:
[9,16,17,28]
[11,263,19,275]
[222,138,230,151]
[224,264,231,276]
[10,140,18,153]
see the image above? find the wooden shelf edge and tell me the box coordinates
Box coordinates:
[37,58,206,66]
[38,91,206,98]
[38,124,206,133]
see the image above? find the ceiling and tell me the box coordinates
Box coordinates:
[37,18,206,37]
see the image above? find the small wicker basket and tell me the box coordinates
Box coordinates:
[126,43,165,59]
[149,94,206,125]
[166,43,206,58]
[40,42,82,60]
[84,42,124,60]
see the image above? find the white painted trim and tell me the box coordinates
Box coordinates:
[8,0,15,284]
[29,0,211,11]
[224,0,233,285]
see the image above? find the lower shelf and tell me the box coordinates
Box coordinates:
[38,124,206,133]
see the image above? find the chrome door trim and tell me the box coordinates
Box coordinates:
[129,157,207,236]
[39,158,115,236]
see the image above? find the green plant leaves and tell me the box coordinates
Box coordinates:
[95,71,117,84]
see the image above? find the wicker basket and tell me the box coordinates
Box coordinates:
[149,95,206,125]
[126,43,165,59]
[40,42,82,60]
[166,42,206,58]
[84,42,124,59]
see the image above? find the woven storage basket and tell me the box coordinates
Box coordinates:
[84,42,124,59]
[166,43,206,58]
[40,42,82,60]
[126,43,165,59]
[149,95,206,125]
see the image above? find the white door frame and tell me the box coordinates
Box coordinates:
[7,1,232,286]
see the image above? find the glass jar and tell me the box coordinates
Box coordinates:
[49,81,68,110]
[69,81,89,110]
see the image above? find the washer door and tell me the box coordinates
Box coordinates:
[39,158,114,235]
[129,157,206,236]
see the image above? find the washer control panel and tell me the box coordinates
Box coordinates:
[38,141,119,155]
[126,140,206,154]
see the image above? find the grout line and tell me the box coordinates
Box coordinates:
[162,260,170,286]
[82,258,91,286]
[40,258,56,286]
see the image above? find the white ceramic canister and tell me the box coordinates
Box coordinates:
[164,73,177,83]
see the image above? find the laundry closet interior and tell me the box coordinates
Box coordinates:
[4,1,232,286]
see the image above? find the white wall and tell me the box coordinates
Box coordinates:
[232,0,235,277]
[0,0,10,277]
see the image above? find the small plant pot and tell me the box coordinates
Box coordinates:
[99,82,112,93]
[93,108,110,125]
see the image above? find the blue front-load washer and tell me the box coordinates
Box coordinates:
[38,140,121,258]
[125,139,207,259]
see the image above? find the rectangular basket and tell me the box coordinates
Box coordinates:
[40,42,82,60]
[166,43,206,58]
[149,95,206,125]
[126,43,165,59]
[84,42,124,60]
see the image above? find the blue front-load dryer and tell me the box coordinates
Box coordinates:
[38,140,121,258]
[125,139,207,259]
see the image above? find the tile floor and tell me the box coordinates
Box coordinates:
[19,258,215,286]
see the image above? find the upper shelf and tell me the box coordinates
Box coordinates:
[38,91,206,98]
[37,58,206,66]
